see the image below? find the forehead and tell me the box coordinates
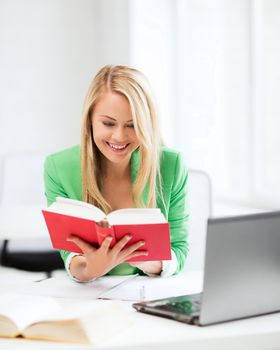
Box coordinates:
[93,92,132,121]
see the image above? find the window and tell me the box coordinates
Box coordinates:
[130,0,280,211]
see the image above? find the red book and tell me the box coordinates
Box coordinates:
[42,197,171,262]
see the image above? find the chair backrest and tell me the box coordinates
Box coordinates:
[185,169,213,272]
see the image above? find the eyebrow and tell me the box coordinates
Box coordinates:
[99,115,133,123]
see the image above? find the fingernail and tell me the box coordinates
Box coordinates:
[140,241,145,245]
[126,235,132,240]
[106,236,112,240]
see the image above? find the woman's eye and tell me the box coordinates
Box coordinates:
[126,124,134,128]
[103,122,115,127]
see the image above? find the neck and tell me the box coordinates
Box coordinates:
[102,158,131,180]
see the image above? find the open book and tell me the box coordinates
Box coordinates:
[42,197,171,261]
[0,294,131,344]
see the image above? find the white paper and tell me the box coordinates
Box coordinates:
[20,274,139,299]
[19,271,203,302]
[101,271,204,301]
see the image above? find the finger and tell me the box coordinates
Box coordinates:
[126,250,149,260]
[111,234,132,254]
[121,240,146,257]
[99,235,113,252]
[67,235,96,254]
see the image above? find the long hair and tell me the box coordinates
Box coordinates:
[81,65,163,213]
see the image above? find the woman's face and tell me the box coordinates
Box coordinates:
[91,91,140,166]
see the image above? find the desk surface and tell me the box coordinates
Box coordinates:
[1,269,280,350]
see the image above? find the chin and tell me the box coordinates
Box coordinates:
[100,149,130,163]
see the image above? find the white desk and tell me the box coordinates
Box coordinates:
[1,269,280,350]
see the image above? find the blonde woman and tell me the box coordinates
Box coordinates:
[44,65,189,282]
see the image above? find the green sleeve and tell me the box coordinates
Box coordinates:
[44,156,71,265]
[168,153,189,273]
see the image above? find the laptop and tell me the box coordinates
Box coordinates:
[133,211,280,326]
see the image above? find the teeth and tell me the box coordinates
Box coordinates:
[109,143,127,150]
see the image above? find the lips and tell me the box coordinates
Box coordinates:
[106,142,129,152]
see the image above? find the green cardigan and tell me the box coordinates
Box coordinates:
[44,145,189,275]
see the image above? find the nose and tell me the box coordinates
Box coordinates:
[112,126,126,142]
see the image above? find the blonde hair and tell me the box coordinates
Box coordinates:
[81,65,163,213]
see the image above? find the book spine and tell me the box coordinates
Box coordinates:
[95,222,116,248]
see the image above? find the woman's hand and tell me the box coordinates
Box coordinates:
[129,261,163,275]
[67,234,147,281]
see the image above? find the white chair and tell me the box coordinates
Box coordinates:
[184,169,212,272]
[0,152,63,276]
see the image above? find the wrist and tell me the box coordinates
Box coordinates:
[142,261,162,275]
[69,255,97,282]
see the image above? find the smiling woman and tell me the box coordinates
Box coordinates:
[44,65,189,282]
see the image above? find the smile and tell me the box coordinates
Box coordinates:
[106,142,130,151]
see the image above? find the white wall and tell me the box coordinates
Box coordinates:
[0,0,130,156]
[175,0,252,200]
[129,0,280,212]
[258,0,280,203]
[129,0,176,146]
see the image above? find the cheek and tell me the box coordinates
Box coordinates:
[131,131,140,145]
[92,126,110,143]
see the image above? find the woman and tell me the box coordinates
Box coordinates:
[44,65,189,282]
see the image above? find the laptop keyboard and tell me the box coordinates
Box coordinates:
[150,293,202,315]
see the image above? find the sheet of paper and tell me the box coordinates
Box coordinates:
[19,271,203,302]
[101,271,204,301]
[20,274,138,299]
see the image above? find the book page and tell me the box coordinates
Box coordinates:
[0,294,61,332]
[0,293,124,337]
[46,197,105,221]
[107,208,166,225]
[22,300,131,345]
